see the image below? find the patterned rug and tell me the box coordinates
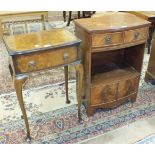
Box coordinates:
[0,20,155,144]
[0,82,155,144]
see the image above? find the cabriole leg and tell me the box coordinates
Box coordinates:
[13,75,31,141]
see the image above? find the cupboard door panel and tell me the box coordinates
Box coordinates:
[118,76,139,99]
[91,83,117,106]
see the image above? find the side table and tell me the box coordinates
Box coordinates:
[126,11,155,54]
[63,11,95,26]
[145,32,155,83]
[3,29,83,140]
[0,11,48,39]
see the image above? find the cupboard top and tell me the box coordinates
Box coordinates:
[74,12,150,33]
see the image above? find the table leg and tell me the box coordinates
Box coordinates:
[82,11,85,18]
[41,12,48,22]
[41,13,48,30]
[75,64,84,123]
[67,11,72,26]
[13,75,31,141]
[77,11,81,19]
[64,66,70,104]
[9,64,13,80]
[63,11,66,22]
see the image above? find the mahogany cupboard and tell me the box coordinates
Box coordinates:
[74,12,150,116]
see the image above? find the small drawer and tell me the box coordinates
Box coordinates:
[90,83,117,106]
[13,46,78,73]
[92,32,123,48]
[124,28,148,43]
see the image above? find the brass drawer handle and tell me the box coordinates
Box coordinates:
[63,52,69,62]
[134,32,140,40]
[104,35,112,44]
[28,60,37,70]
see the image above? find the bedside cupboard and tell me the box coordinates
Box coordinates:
[74,12,150,116]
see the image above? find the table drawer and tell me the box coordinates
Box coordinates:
[13,46,78,73]
[124,28,148,43]
[92,32,123,48]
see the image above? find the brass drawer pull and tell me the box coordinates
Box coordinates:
[63,52,69,62]
[104,35,112,44]
[134,32,140,40]
[28,60,37,70]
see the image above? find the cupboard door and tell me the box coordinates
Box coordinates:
[90,83,117,106]
[118,76,139,99]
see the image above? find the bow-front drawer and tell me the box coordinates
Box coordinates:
[13,46,78,74]
[92,32,124,48]
[124,27,148,43]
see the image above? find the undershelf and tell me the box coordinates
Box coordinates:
[91,63,140,86]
